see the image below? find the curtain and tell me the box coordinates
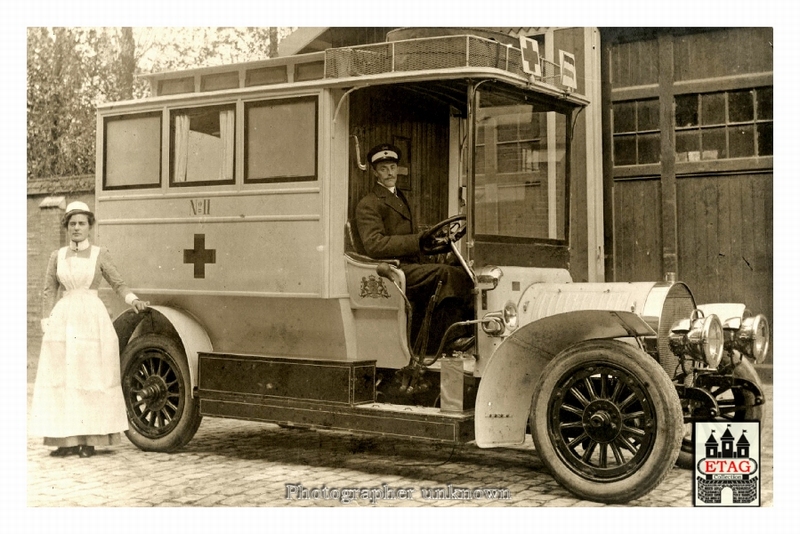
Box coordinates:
[219,109,235,181]
[173,114,190,182]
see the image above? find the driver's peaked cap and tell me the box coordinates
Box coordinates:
[367,143,401,167]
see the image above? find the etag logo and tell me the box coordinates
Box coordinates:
[693,422,760,506]
[697,458,758,477]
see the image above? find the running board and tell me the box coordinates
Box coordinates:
[198,392,475,444]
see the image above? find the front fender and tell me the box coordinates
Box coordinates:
[474,310,655,448]
[113,306,212,392]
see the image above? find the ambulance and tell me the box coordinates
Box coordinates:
[95,28,768,503]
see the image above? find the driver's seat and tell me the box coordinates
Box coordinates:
[345,219,400,268]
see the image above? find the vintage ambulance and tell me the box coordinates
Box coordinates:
[94,28,768,503]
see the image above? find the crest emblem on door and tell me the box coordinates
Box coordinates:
[360,275,390,299]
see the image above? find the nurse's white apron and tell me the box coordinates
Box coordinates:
[30,246,129,439]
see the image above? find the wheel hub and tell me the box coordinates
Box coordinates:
[138,375,169,411]
[582,399,623,443]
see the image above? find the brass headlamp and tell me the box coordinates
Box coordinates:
[669,309,725,368]
[723,312,770,363]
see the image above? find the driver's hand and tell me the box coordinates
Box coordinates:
[418,232,447,249]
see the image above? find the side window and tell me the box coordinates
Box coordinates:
[612,99,660,166]
[170,104,236,186]
[675,87,772,161]
[245,96,318,183]
[103,112,162,190]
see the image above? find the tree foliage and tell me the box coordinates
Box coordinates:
[27,27,144,179]
[135,27,289,73]
[27,27,290,180]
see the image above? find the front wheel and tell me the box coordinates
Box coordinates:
[530,340,683,504]
[676,356,764,469]
[121,333,202,452]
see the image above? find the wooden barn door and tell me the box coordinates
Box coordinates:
[676,173,772,320]
[612,173,772,315]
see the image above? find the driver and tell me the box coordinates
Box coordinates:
[355,143,473,353]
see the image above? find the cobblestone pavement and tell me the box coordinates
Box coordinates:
[26,385,772,508]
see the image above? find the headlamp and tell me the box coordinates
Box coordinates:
[669,310,724,368]
[731,313,770,363]
[503,301,519,331]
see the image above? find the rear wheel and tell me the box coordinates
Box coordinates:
[121,334,202,452]
[530,340,683,504]
[676,357,763,468]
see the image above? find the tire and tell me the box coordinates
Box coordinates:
[676,356,764,469]
[121,333,202,452]
[530,340,683,504]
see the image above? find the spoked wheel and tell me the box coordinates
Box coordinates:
[121,334,201,452]
[676,356,764,469]
[530,340,683,504]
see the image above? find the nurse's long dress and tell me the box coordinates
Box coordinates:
[30,243,131,447]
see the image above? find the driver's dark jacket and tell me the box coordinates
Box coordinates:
[355,183,421,263]
[355,183,471,303]
[355,182,473,352]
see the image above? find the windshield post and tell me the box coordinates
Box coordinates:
[465,82,479,267]
[563,107,579,245]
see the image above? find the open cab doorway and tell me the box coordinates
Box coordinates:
[342,78,580,377]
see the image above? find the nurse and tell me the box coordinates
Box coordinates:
[30,201,148,458]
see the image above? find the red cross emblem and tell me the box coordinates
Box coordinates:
[519,36,541,78]
[183,234,216,279]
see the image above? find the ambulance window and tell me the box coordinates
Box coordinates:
[474,96,567,242]
[244,96,318,183]
[103,112,161,190]
[170,104,236,186]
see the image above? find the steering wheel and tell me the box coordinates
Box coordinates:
[419,215,467,255]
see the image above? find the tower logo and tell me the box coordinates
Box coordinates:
[693,421,760,506]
